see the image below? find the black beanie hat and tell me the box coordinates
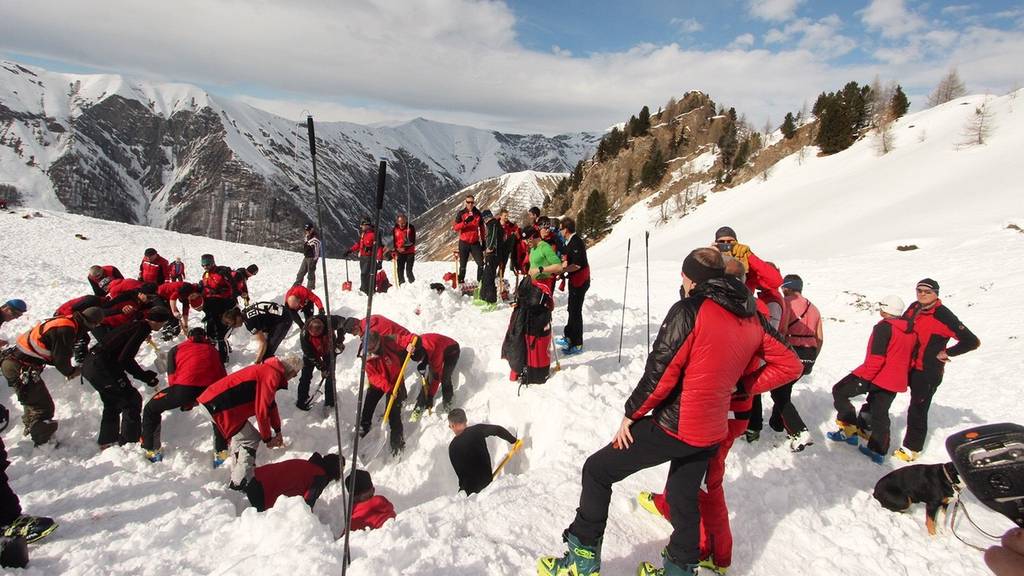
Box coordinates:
[346,469,373,495]
[715,226,737,240]
[145,307,172,323]
[682,250,725,285]
[144,248,158,257]
[917,278,940,293]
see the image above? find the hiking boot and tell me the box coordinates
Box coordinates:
[1,515,57,544]
[743,429,760,443]
[537,531,601,576]
[29,420,58,446]
[787,430,814,452]
[697,558,728,574]
[826,421,860,445]
[145,449,163,463]
[859,444,885,464]
[893,447,920,462]
[637,491,663,518]
[441,399,454,413]
[228,479,248,492]
[212,450,230,469]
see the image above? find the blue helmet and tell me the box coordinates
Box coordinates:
[4,299,27,313]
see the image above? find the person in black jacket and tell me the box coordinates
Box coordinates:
[225,302,292,364]
[479,210,502,304]
[295,223,321,290]
[447,409,517,495]
[82,307,170,447]
[556,217,590,355]
[296,315,346,410]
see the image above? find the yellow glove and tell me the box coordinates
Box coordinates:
[730,243,751,271]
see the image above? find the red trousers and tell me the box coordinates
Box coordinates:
[653,420,745,567]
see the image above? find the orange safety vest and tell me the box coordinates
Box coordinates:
[16,317,78,363]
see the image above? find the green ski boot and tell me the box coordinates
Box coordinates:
[637,551,698,576]
[537,531,601,575]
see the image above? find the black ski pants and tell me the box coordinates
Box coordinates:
[360,385,405,441]
[203,297,236,364]
[564,280,590,347]
[396,253,415,284]
[416,344,460,409]
[141,385,226,452]
[480,253,499,303]
[82,358,142,446]
[297,355,336,409]
[457,241,483,284]
[358,256,373,295]
[832,373,897,454]
[567,417,715,565]
[0,437,22,526]
[262,318,293,360]
[748,346,815,434]
[903,366,944,452]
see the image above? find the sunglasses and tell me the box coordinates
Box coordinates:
[465,200,475,204]
[916,288,935,294]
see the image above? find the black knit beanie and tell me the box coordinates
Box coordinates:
[715,226,737,240]
[917,278,940,293]
[682,251,725,285]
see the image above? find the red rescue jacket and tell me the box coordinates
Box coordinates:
[197,357,288,441]
[349,495,396,531]
[452,207,483,244]
[350,229,379,259]
[285,285,324,311]
[902,299,980,372]
[364,336,407,393]
[107,278,144,299]
[167,338,226,387]
[140,254,171,284]
[252,457,331,510]
[416,333,458,390]
[851,317,917,392]
[360,316,414,349]
[392,223,416,255]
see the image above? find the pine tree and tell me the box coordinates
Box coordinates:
[579,189,610,238]
[638,106,651,134]
[928,67,967,107]
[781,112,797,139]
[640,144,667,188]
[890,85,910,119]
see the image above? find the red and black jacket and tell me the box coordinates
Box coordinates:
[200,267,235,300]
[139,254,170,284]
[744,252,783,295]
[89,265,123,296]
[285,285,324,311]
[251,453,336,511]
[364,336,408,393]
[624,277,802,447]
[852,317,918,393]
[452,207,483,244]
[106,278,145,299]
[902,299,979,372]
[167,338,226,387]
[410,333,458,383]
[359,315,415,349]
[392,223,416,255]
[197,357,288,441]
[230,269,250,301]
[54,295,103,317]
[350,228,379,259]
[350,495,396,530]
[299,315,346,363]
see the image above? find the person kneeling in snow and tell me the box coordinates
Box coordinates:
[198,355,302,489]
[346,469,396,531]
[245,452,343,512]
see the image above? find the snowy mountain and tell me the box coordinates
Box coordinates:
[0,91,1021,576]
[413,170,567,260]
[0,60,599,252]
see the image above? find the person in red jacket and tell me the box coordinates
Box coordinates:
[712,226,782,295]
[245,452,342,512]
[342,315,415,349]
[296,315,346,411]
[87,265,123,296]
[347,218,379,295]
[497,209,519,280]
[231,265,259,307]
[105,278,148,300]
[155,282,201,340]
[392,213,416,285]
[453,194,484,285]
[284,285,325,329]
[407,333,460,420]
[139,248,171,284]
[538,247,802,576]
[358,332,409,456]
[895,278,980,461]
[346,469,396,531]
[198,355,302,488]
[828,295,918,463]
[141,328,228,462]
[198,254,237,363]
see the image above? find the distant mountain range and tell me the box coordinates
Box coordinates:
[0,60,599,252]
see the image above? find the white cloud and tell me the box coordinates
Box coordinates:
[671,17,704,34]
[0,0,1022,135]
[748,0,805,22]
[940,4,975,16]
[860,0,927,39]
[729,33,756,50]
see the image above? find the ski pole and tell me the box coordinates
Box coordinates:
[342,159,388,572]
[617,238,631,363]
[382,336,418,425]
[645,231,650,352]
[392,251,399,286]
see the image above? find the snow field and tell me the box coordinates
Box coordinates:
[0,90,1021,575]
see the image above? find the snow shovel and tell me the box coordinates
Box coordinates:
[492,438,524,480]
[342,258,353,292]
[391,252,399,287]
[357,336,418,465]
[451,250,459,288]
[146,338,167,373]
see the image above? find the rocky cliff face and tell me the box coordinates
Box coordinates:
[0,60,598,254]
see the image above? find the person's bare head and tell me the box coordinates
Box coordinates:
[397,213,408,226]
[88,265,104,279]
[307,317,325,336]
[285,295,302,310]
[447,408,468,435]
[499,209,509,224]
[723,257,746,280]
[221,307,244,329]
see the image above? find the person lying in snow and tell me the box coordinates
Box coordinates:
[245,452,343,512]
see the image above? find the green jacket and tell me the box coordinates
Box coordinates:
[529,242,562,279]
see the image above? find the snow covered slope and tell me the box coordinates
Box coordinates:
[0,90,1021,576]
[0,59,598,252]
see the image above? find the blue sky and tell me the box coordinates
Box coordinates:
[3,0,1023,134]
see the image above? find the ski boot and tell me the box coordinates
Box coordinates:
[554,337,570,347]
[893,447,920,462]
[637,491,666,519]
[28,419,59,447]
[1,515,57,544]
[212,450,230,469]
[697,558,728,574]
[637,554,698,575]
[560,345,584,357]
[858,444,885,464]
[409,406,426,423]
[787,430,814,452]
[743,429,760,443]
[537,531,601,576]
[826,421,861,445]
[145,449,164,463]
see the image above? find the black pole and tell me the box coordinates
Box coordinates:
[617,238,631,363]
[341,159,387,571]
[306,116,350,535]
[645,231,650,352]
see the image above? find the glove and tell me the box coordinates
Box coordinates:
[141,370,159,387]
[416,360,428,375]
[317,308,325,315]
[730,242,751,260]
[0,403,9,434]
[266,434,284,448]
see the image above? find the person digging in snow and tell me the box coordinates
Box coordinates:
[447,408,517,496]
[245,452,343,512]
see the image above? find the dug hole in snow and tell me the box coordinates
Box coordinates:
[0,91,1022,575]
